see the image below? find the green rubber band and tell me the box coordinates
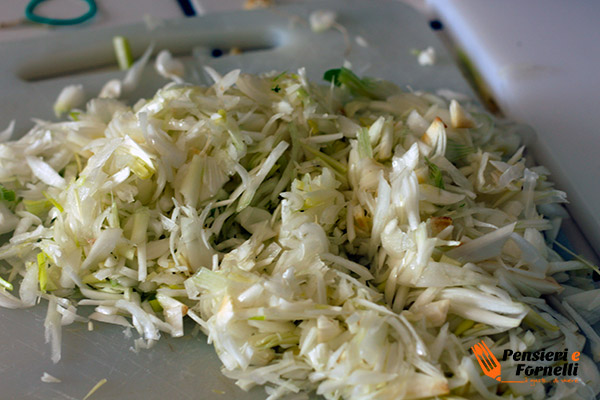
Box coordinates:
[25,0,97,26]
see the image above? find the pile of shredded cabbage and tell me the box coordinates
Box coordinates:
[0,66,599,400]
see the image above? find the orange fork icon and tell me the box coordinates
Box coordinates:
[471,341,502,381]
[471,341,527,383]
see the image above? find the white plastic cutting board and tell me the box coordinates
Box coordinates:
[0,1,475,399]
[429,0,600,257]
